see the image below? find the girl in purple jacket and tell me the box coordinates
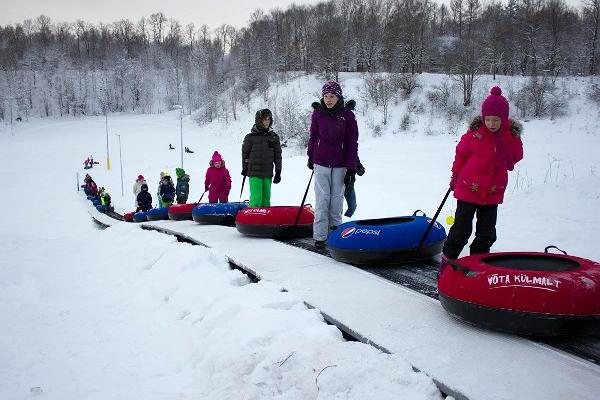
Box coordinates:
[307,81,359,249]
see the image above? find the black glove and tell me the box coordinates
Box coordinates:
[344,171,356,185]
[307,158,314,170]
[273,173,281,184]
[241,168,247,177]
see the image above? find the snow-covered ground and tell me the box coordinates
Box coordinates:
[1,72,599,399]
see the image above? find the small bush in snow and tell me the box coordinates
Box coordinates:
[397,74,421,99]
[372,124,382,137]
[586,80,600,107]
[514,76,566,119]
[400,114,411,131]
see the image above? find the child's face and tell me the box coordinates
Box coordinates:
[484,116,502,132]
[214,161,222,168]
[261,117,271,129]
[323,92,339,108]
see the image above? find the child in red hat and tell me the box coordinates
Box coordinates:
[204,151,231,203]
[442,86,524,265]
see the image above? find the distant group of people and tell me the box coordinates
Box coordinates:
[83,155,98,169]
[82,173,113,212]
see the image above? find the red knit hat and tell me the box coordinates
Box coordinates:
[137,175,144,181]
[211,151,223,162]
[481,86,509,120]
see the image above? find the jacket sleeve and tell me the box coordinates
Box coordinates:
[507,135,523,171]
[204,168,210,189]
[344,111,359,171]
[307,111,318,159]
[242,134,251,171]
[451,132,472,176]
[274,134,282,175]
[225,168,232,192]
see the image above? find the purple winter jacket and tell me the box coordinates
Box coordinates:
[307,99,359,171]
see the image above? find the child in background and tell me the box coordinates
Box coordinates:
[136,184,152,211]
[133,175,146,209]
[175,168,190,204]
[344,158,365,218]
[441,87,523,267]
[241,109,282,207]
[158,173,176,208]
[205,151,232,203]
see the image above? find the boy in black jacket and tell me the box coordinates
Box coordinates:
[136,184,153,211]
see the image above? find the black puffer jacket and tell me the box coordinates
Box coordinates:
[242,110,282,178]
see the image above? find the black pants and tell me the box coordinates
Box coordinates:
[442,200,498,259]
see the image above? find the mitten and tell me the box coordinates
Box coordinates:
[273,173,281,184]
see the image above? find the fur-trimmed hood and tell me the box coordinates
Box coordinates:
[468,115,522,138]
[311,99,356,111]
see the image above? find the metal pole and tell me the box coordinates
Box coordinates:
[105,111,111,170]
[180,108,183,168]
[116,134,124,196]
[76,172,80,191]
[10,100,14,136]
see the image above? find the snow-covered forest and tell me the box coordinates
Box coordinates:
[2,0,600,127]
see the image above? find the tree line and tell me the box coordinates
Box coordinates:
[1,0,599,122]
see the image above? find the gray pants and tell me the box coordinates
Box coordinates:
[313,164,346,241]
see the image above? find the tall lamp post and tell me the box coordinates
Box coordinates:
[172,104,183,168]
[115,133,124,197]
[99,87,111,170]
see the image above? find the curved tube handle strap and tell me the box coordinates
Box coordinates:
[412,209,426,216]
[449,259,471,275]
[545,245,567,255]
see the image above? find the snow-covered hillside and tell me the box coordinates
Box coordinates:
[1,72,599,399]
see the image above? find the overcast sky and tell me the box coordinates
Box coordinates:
[0,0,320,29]
[0,0,585,29]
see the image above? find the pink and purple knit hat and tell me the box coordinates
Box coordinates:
[482,86,509,120]
[322,81,343,98]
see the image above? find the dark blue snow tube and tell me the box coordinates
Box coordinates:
[146,207,170,221]
[86,195,95,200]
[192,202,248,226]
[327,213,447,265]
[133,211,148,222]
[92,198,101,206]
[95,204,107,213]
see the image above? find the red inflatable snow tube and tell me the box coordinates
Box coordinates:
[235,205,314,238]
[168,203,198,221]
[123,211,135,222]
[438,247,600,336]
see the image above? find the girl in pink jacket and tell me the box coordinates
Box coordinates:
[442,87,523,264]
[205,151,232,203]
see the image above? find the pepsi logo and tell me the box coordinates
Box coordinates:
[341,227,356,238]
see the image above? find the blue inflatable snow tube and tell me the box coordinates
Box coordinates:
[327,213,447,265]
[92,198,101,206]
[192,202,248,226]
[133,211,148,223]
[146,207,170,221]
[95,204,107,213]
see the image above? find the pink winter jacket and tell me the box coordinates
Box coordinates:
[452,117,523,205]
[204,164,231,198]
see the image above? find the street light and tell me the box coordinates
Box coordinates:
[99,87,111,170]
[2,96,17,136]
[172,104,183,168]
[115,133,124,197]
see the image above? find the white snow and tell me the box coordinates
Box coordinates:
[1,72,599,399]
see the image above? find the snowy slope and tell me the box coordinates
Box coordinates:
[1,72,599,399]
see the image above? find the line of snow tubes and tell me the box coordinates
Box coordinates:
[146,207,169,221]
[133,211,148,222]
[192,202,248,226]
[123,211,135,222]
[236,205,314,238]
[438,246,600,337]
[168,203,198,221]
[327,211,447,265]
